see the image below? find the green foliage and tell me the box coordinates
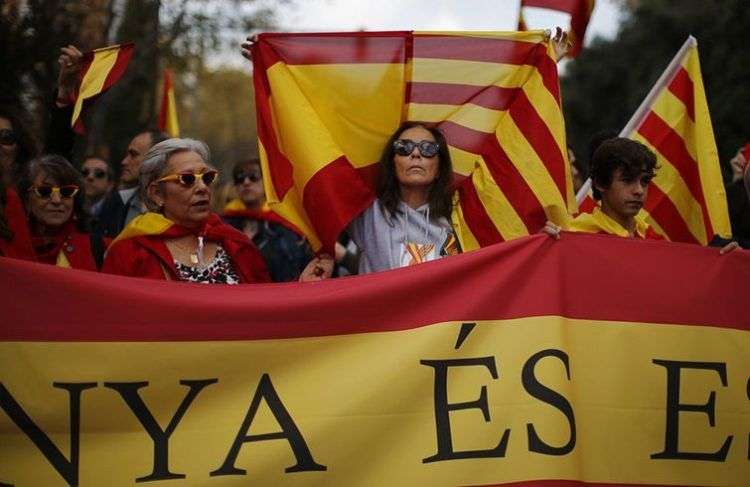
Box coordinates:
[562,0,750,178]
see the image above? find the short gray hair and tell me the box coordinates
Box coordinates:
[139,138,211,211]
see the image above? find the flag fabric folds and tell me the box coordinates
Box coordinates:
[158,69,180,137]
[520,0,596,57]
[576,36,731,245]
[71,43,135,134]
[1,234,749,486]
[252,31,575,253]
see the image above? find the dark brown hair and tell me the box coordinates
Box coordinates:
[18,154,88,232]
[0,105,39,185]
[590,137,658,200]
[376,121,453,220]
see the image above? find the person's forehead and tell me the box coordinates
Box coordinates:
[83,158,107,169]
[0,117,11,130]
[399,126,434,141]
[167,150,207,171]
[130,132,152,150]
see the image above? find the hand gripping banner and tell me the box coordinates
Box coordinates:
[1,233,748,486]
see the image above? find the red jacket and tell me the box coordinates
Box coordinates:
[102,213,270,283]
[0,188,36,261]
[31,220,104,271]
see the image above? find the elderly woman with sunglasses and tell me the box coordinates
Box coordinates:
[347,121,460,274]
[17,154,105,270]
[101,138,274,283]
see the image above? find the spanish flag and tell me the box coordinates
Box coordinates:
[71,43,135,134]
[252,31,575,253]
[158,68,180,137]
[576,36,731,244]
[520,0,596,57]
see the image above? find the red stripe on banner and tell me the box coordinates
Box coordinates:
[440,121,549,232]
[522,0,583,12]
[577,194,597,214]
[530,42,562,105]
[101,43,134,91]
[667,67,695,121]
[644,183,700,244]
[508,90,567,198]
[302,155,376,254]
[1,231,748,342]
[457,178,505,246]
[413,35,540,65]
[637,111,713,239]
[408,82,519,111]
[257,32,409,65]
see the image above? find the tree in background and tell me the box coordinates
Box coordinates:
[0,0,281,173]
[562,0,750,180]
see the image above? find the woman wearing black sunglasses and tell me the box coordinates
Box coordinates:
[347,121,460,274]
[17,154,105,270]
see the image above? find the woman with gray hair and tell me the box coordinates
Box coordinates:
[101,138,273,283]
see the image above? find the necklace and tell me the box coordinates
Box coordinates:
[169,236,205,265]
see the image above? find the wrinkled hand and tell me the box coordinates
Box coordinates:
[550,27,570,62]
[57,45,83,106]
[729,148,747,183]
[541,220,562,240]
[299,254,334,281]
[241,35,258,62]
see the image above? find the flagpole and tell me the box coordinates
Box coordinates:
[576,35,696,205]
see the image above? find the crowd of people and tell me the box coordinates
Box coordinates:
[0,40,747,285]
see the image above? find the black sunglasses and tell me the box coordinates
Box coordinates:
[234,172,262,185]
[157,170,219,187]
[29,185,80,199]
[393,139,440,158]
[0,129,17,146]
[82,168,107,179]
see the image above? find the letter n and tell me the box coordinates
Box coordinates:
[210,374,326,476]
[0,382,96,487]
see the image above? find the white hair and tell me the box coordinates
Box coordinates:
[139,138,211,211]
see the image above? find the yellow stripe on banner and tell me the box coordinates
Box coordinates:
[165,90,180,137]
[2,317,747,486]
[415,30,548,44]
[473,159,530,240]
[408,103,504,135]
[258,139,279,204]
[286,63,405,169]
[522,71,576,214]
[448,145,483,176]
[633,133,708,244]
[495,115,569,226]
[684,47,732,238]
[71,48,120,127]
[451,192,481,251]
[650,89,698,162]
[411,59,537,88]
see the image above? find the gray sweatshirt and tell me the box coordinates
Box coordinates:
[349,199,457,274]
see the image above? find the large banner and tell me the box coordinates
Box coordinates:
[1,233,748,486]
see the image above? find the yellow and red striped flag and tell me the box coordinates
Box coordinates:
[520,0,595,57]
[71,43,135,134]
[158,68,180,137]
[576,36,731,244]
[252,31,575,253]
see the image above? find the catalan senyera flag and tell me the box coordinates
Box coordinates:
[71,43,135,135]
[520,0,596,57]
[576,36,731,244]
[158,68,180,137]
[1,233,749,486]
[252,31,575,253]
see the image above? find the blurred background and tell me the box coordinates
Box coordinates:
[1,0,747,182]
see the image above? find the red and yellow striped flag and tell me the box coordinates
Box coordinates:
[158,68,180,137]
[520,0,596,57]
[71,43,134,134]
[576,36,731,244]
[252,31,575,253]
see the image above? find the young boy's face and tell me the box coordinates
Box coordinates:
[598,166,652,220]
